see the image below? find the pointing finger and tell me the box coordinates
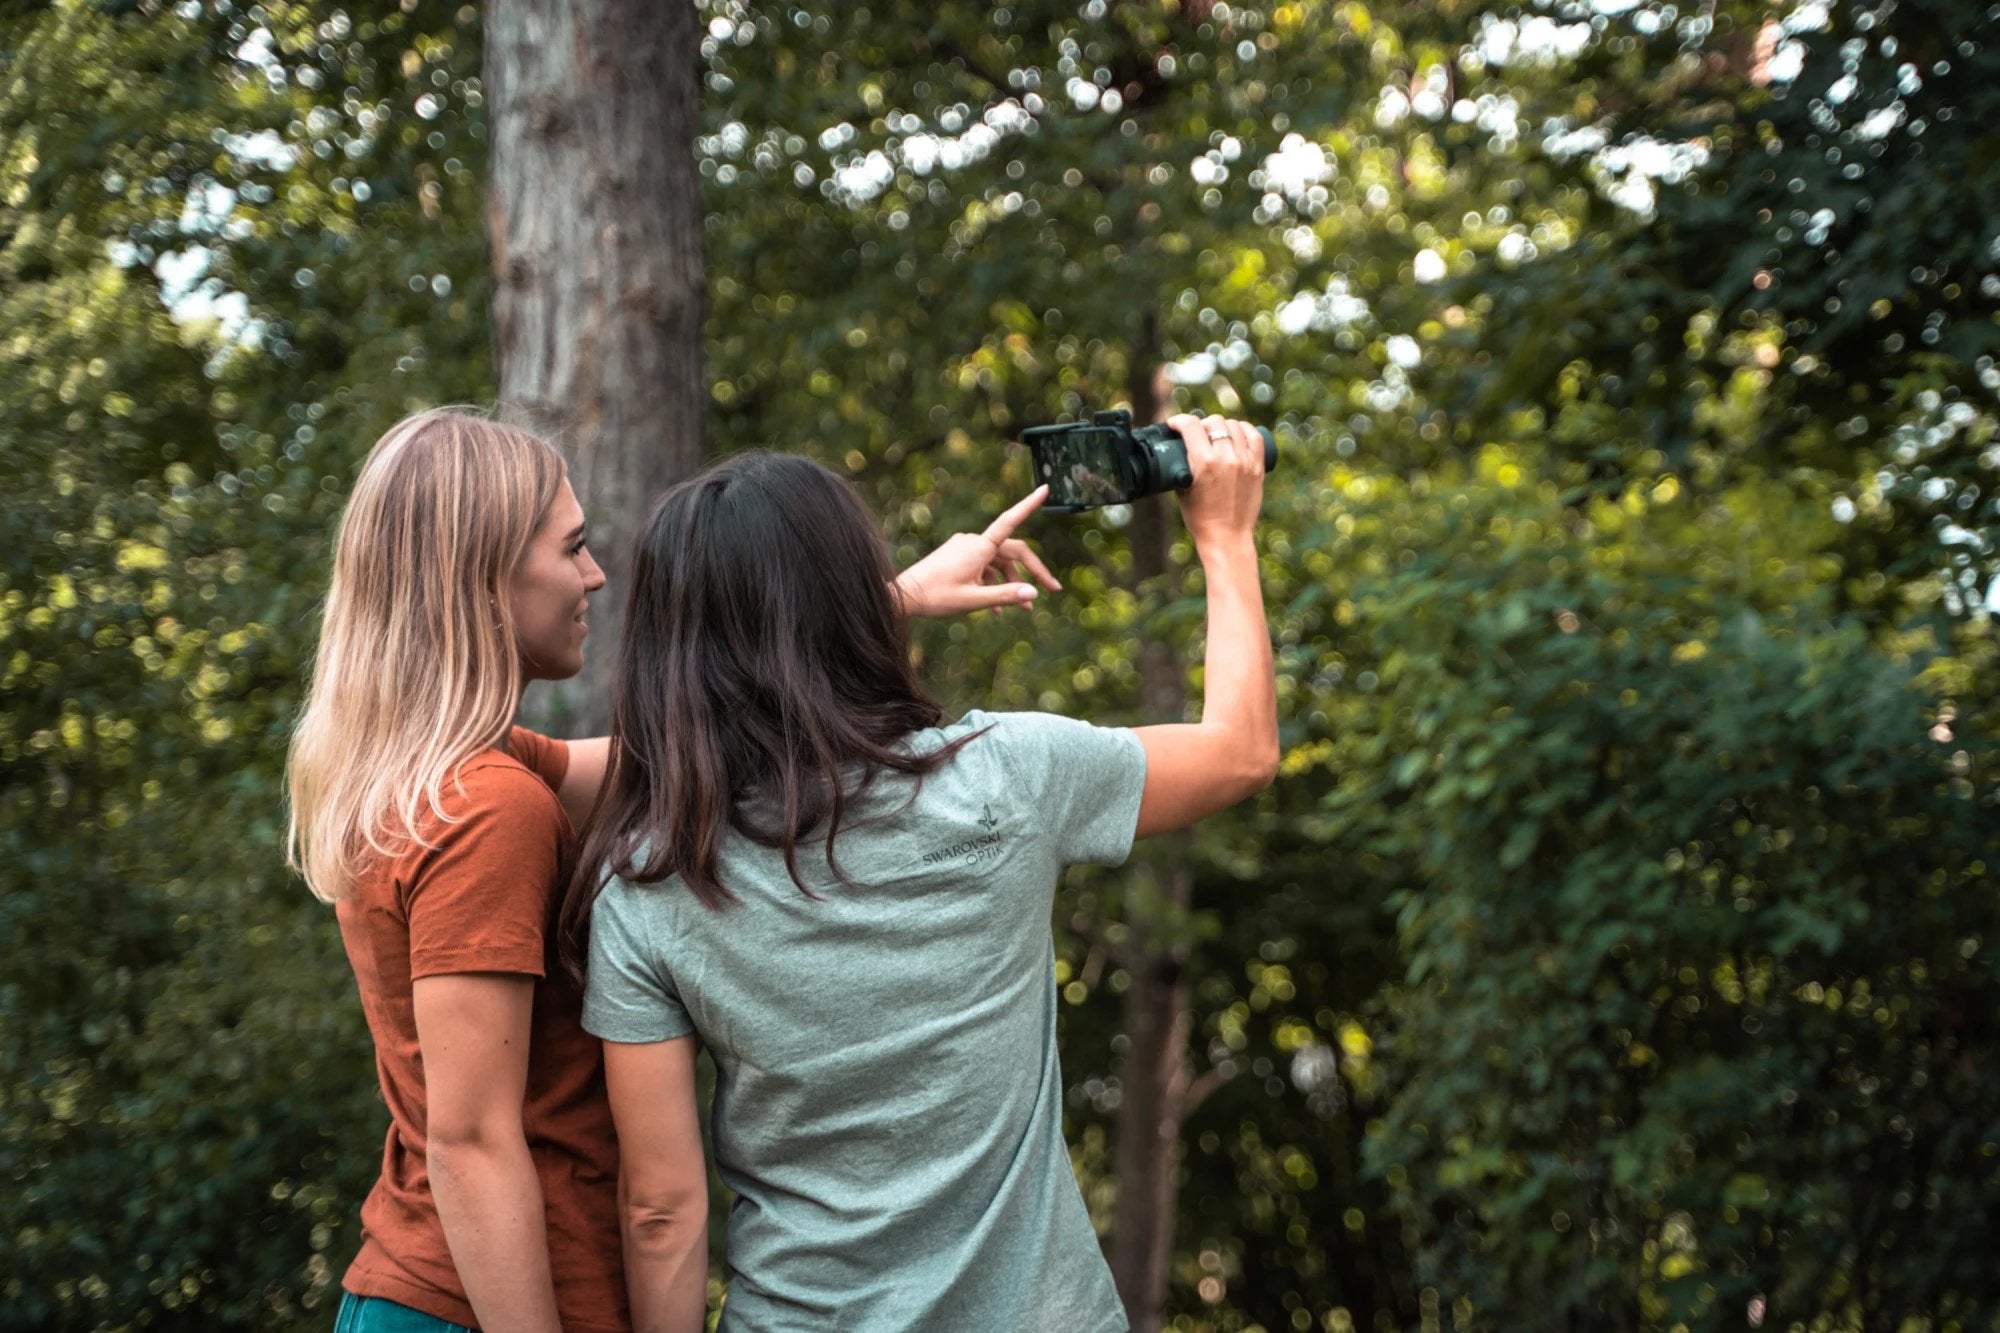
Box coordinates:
[981,484,1050,543]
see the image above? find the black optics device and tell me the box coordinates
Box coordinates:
[1020,409,1278,513]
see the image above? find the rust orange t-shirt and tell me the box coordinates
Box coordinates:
[335,727,625,1332]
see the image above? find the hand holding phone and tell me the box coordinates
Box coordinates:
[1021,409,1275,512]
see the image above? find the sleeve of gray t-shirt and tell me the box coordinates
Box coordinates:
[975,710,1149,867]
[582,881,696,1044]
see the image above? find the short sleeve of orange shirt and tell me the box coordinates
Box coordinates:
[404,726,571,979]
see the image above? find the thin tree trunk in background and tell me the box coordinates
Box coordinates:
[486,0,705,735]
[1109,321,1194,1333]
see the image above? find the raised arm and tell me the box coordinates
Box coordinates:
[552,491,1060,826]
[893,485,1061,617]
[1133,414,1278,837]
[556,737,611,829]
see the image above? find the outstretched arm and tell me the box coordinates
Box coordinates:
[556,738,611,830]
[1133,415,1278,837]
[553,489,1063,824]
[894,484,1061,617]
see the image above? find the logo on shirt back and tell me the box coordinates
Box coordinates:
[922,805,1005,867]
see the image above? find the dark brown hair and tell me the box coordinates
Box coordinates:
[560,451,973,969]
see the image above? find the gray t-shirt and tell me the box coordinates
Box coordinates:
[583,710,1145,1332]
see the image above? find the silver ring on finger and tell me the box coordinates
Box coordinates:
[1205,422,1231,441]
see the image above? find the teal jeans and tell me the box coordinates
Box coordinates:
[334,1293,474,1333]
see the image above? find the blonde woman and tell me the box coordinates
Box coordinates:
[287,408,1056,1333]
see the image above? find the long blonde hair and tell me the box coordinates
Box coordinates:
[287,407,567,901]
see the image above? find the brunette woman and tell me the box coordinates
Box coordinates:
[570,415,1277,1331]
[286,408,1058,1333]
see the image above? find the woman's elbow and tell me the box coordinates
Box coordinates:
[426,1111,524,1158]
[1238,741,1280,797]
[623,1176,707,1240]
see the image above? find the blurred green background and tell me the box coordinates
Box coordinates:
[3,1,1996,1329]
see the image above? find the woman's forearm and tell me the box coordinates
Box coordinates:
[1193,533,1279,776]
[429,1136,562,1333]
[1130,416,1278,838]
[624,1196,710,1333]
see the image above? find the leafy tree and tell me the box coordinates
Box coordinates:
[1319,468,1998,1328]
[1422,0,2000,612]
[2,2,490,1324]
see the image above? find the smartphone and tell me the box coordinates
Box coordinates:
[1023,426,1136,511]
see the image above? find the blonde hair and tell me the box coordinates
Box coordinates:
[286,407,567,901]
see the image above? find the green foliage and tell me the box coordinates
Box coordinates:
[1428,0,2000,611]
[1318,472,1998,1327]
[2,2,489,1325]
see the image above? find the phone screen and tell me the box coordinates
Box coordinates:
[1032,428,1132,509]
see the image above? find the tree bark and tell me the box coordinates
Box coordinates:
[486,0,705,735]
[1108,323,1194,1333]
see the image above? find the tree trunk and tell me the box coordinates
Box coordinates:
[485,0,705,735]
[1109,895,1192,1333]
[1108,324,1194,1333]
